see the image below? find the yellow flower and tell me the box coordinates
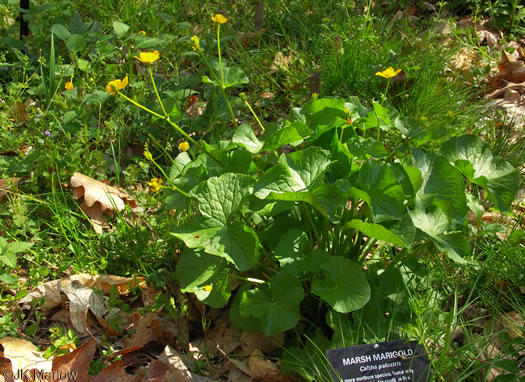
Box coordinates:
[105,76,128,94]
[135,50,160,64]
[203,285,213,292]
[190,35,200,51]
[64,81,74,90]
[139,30,146,36]
[147,177,163,193]
[375,67,401,79]
[178,141,190,152]
[211,14,227,24]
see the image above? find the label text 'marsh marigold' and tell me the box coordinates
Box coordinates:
[342,348,414,366]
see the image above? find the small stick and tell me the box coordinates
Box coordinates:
[255,1,264,31]
[309,72,321,97]
[20,0,30,38]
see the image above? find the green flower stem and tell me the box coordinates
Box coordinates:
[360,238,377,261]
[378,80,391,141]
[217,24,224,90]
[117,91,226,168]
[242,97,265,132]
[149,157,190,198]
[147,133,184,176]
[196,43,238,129]
[302,203,321,247]
[149,66,168,118]
[230,274,266,284]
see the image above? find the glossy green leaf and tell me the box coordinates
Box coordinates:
[261,122,310,151]
[356,161,405,222]
[311,256,370,313]
[440,135,520,212]
[192,173,254,225]
[202,66,249,88]
[171,220,259,271]
[230,284,261,332]
[347,136,387,159]
[112,21,130,39]
[410,149,467,225]
[254,147,331,199]
[240,271,304,335]
[346,220,405,247]
[232,123,263,153]
[430,233,470,264]
[175,249,231,308]
[169,152,192,180]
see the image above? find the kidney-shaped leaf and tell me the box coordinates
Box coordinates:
[311,256,370,313]
[356,160,405,223]
[440,135,520,212]
[175,249,231,308]
[192,173,254,225]
[254,147,331,199]
[171,220,259,271]
[240,271,304,336]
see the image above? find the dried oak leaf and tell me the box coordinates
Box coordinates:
[248,349,295,382]
[240,331,284,356]
[0,337,53,379]
[59,279,109,334]
[158,345,212,382]
[488,49,525,86]
[123,312,189,351]
[89,360,135,382]
[51,338,95,382]
[70,172,140,234]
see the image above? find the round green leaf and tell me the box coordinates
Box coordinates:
[239,271,304,335]
[311,256,370,313]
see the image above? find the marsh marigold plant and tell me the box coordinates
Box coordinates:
[64,81,74,90]
[105,76,128,94]
[179,141,190,152]
[375,67,401,79]
[136,50,160,64]
[211,14,227,24]
[147,177,163,193]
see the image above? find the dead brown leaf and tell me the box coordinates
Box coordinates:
[0,356,14,382]
[270,51,297,73]
[204,313,241,357]
[70,172,141,234]
[489,49,525,85]
[227,368,252,382]
[477,30,498,48]
[139,360,171,382]
[51,338,95,382]
[240,332,284,356]
[0,337,53,378]
[59,279,109,334]
[123,312,189,351]
[89,361,134,382]
[248,349,295,382]
[159,345,212,382]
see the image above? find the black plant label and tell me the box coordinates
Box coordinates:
[326,339,431,382]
